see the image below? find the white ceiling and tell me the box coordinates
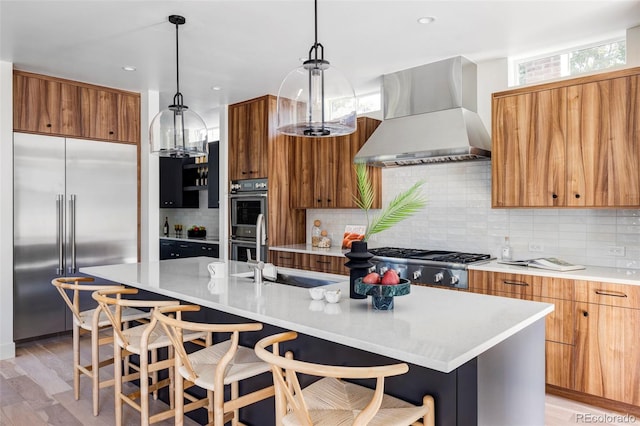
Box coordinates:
[2,1,639,128]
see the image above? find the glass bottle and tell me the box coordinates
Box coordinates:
[311,220,321,247]
[501,236,512,260]
[163,217,170,237]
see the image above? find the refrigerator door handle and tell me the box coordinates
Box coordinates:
[69,194,77,274]
[56,194,64,275]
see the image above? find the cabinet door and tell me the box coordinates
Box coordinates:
[575,302,640,405]
[195,243,219,258]
[566,76,640,206]
[80,87,119,141]
[492,88,567,207]
[116,93,140,144]
[160,239,176,260]
[13,73,82,135]
[313,138,338,208]
[228,97,269,180]
[159,157,183,207]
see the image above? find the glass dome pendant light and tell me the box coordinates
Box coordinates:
[149,15,207,157]
[276,0,357,137]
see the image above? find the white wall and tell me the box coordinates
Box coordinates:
[0,61,15,359]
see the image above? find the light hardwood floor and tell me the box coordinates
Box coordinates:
[0,334,635,425]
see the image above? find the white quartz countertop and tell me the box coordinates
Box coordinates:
[81,257,553,373]
[470,260,640,286]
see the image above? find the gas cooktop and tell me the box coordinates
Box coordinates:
[368,247,492,264]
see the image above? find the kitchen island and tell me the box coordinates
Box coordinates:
[82,257,554,426]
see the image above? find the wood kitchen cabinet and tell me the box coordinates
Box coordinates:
[13,72,82,136]
[270,251,349,276]
[13,70,140,144]
[470,270,640,413]
[290,116,382,209]
[492,66,640,208]
[228,95,272,180]
[574,280,640,406]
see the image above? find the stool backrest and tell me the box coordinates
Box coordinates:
[52,277,123,323]
[254,331,410,426]
[153,305,263,384]
[91,287,179,349]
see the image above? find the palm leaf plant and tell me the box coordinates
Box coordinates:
[353,163,427,241]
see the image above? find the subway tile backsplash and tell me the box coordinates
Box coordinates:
[161,191,220,239]
[307,162,640,270]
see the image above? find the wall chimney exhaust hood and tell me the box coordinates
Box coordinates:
[354,56,491,167]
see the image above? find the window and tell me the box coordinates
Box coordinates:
[510,39,626,86]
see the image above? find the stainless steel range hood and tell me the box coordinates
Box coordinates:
[355,56,491,167]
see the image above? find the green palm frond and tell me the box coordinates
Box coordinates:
[352,163,427,241]
[366,181,427,239]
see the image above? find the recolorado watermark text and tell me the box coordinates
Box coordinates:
[576,413,637,423]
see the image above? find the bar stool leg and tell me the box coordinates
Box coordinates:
[231,381,239,426]
[73,322,80,401]
[151,348,158,400]
[141,353,150,426]
[175,360,185,426]
[168,345,175,409]
[91,326,100,416]
[114,344,124,426]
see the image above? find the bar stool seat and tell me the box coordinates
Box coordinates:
[179,339,272,389]
[289,377,429,426]
[254,331,435,426]
[77,306,149,330]
[117,322,205,353]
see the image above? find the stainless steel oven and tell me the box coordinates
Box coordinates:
[229,178,268,260]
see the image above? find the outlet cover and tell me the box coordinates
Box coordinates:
[607,246,625,256]
[528,242,544,252]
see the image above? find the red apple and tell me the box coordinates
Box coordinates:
[362,272,381,284]
[380,270,401,285]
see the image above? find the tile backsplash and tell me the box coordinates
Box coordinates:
[307,161,640,270]
[161,191,220,239]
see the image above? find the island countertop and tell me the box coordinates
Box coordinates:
[81,257,553,374]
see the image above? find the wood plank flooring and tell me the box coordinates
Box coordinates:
[0,333,635,425]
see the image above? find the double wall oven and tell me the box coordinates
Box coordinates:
[229,178,268,262]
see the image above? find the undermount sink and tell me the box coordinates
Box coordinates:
[232,271,338,288]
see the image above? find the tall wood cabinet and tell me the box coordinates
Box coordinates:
[492,67,640,208]
[13,70,140,144]
[290,116,382,209]
[228,95,271,180]
[469,270,640,413]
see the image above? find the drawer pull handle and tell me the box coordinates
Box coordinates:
[503,280,529,287]
[316,260,331,264]
[279,256,292,260]
[594,290,628,298]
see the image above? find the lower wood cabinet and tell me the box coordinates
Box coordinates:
[469,270,640,412]
[270,251,349,276]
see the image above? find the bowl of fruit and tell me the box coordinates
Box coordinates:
[187,225,206,238]
[354,270,410,310]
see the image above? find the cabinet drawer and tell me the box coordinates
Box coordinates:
[271,252,299,269]
[471,271,534,298]
[575,280,640,309]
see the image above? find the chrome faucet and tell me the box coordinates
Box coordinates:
[247,214,266,284]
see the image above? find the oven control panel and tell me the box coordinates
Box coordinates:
[230,178,268,193]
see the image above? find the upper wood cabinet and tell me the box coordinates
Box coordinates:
[13,70,140,144]
[492,67,640,208]
[290,116,382,209]
[228,95,272,180]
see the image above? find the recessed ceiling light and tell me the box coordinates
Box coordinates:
[211,86,221,91]
[122,66,136,72]
[417,16,435,24]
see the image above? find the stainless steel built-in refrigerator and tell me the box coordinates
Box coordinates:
[13,133,137,340]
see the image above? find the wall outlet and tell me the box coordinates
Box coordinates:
[607,246,625,256]
[528,242,544,252]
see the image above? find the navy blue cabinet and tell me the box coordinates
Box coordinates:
[159,239,219,260]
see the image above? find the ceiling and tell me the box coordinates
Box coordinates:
[2,1,639,128]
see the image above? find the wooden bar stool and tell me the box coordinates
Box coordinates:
[254,331,435,426]
[92,288,206,426]
[52,277,150,416]
[153,305,275,426]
